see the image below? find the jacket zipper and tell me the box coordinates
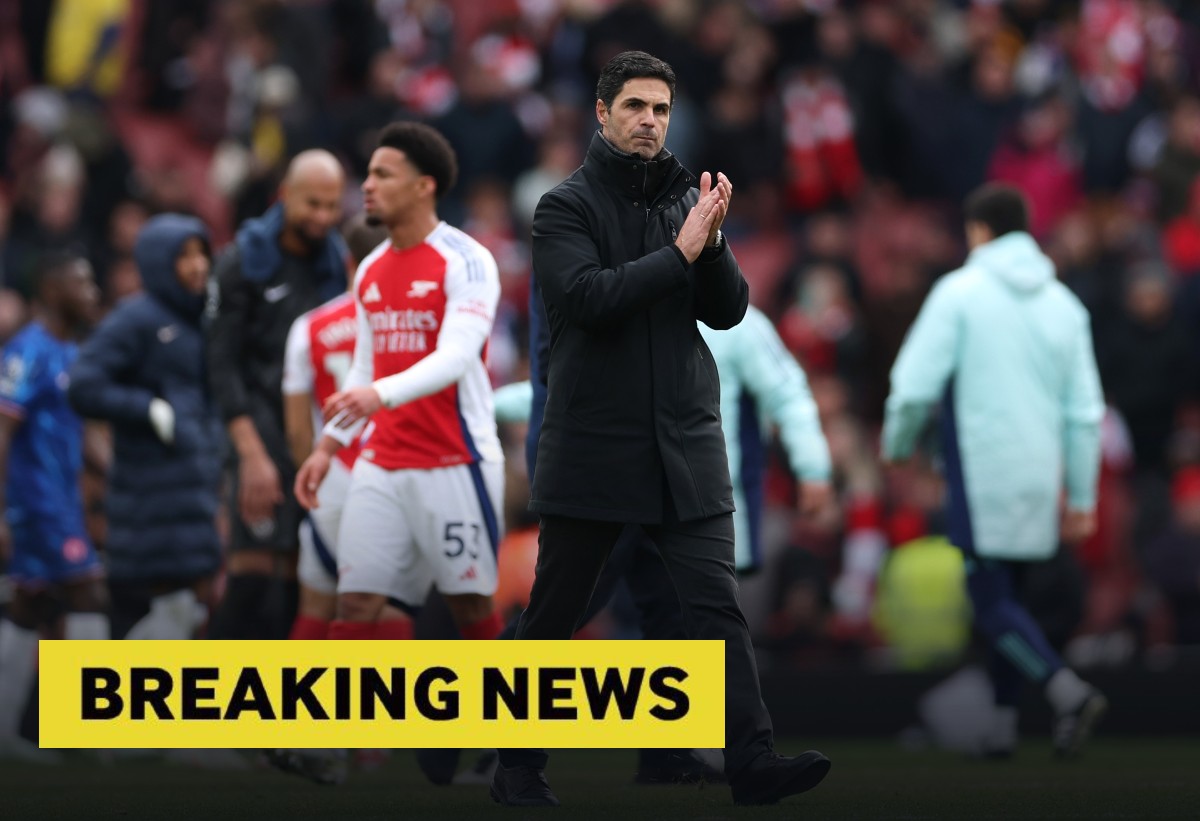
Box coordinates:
[643,164,650,220]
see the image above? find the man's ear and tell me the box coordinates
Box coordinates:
[595,98,608,128]
[420,176,437,199]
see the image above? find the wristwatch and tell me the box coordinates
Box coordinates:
[702,230,725,257]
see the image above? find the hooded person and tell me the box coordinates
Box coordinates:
[68,213,222,639]
[882,184,1108,759]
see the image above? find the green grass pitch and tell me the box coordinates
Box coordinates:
[2,738,1196,820]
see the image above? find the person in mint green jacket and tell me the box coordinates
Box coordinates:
[882,184,1107,759]
[698,305,832,572]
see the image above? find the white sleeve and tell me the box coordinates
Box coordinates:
[281,312,314,397]
[319,264,374,446]
[372,245,500,409]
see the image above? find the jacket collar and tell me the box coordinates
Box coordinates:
[583,131,692,205]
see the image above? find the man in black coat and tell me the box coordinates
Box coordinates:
[205,150,348,639]
[491,50,831,809]
[69,214,222,639]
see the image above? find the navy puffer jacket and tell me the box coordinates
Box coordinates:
[68,214,222,583]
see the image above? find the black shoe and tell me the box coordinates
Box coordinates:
[730,751,831,806]
[489,764,561,807]
[415,748,461,786]
[1053,689,1108,759]
[635,749,726,785]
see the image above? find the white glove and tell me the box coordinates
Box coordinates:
[148,398,175,445]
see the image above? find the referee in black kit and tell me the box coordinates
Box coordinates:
[490,50,831,809]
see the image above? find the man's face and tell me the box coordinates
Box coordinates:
[175,236,211,295]
[282,174,343,245]
[361,147,432,229]
[57,259,100,328]
[597,77,672,160]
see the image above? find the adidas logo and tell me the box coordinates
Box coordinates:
[362,282,382,303]
[458,565,478,582]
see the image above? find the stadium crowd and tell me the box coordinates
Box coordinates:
[2,0,1200,698]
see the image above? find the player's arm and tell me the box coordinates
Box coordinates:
[317,265,374,442]
[282,312,316,468]
[299,269,373,509]
[1061,309,1104,542]
[533,191,690,331]
[738,310,832,484]
[0,412,17,561]
[0,345,35,562]
[881,279,962,464]
[735,310,832,516]
[206,249,281,522]
[83,421,112,476]
[206,251,269,459]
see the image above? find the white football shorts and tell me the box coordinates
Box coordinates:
[297,458,353,595]
[336,459,504,607]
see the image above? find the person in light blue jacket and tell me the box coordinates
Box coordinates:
[698,306,832,572]
[882,184,1107,759]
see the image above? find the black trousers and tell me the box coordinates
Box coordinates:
[498,511,774,776]
[497,524,686,642]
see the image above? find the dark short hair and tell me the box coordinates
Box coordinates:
[964,183,1030,237]
[596,50,676,110]
[377,122,459,199]
[33,250,87,298]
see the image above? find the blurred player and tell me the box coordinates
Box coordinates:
[266,217,390,787]
[295,122,505,644]
[883,184,1108,758]
[282,215,389,642]
[0,253,107,762]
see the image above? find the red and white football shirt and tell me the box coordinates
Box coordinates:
[283,291,365,470]
[332,222,502,470]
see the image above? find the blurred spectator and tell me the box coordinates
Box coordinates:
[511,130,580,229]
[1144,466,1200,644]
[431,53,535,222]
[1162,176,1200,275]
[1151,95,1200,223]
[1096,264,1195,474]
[988,92,1084,239]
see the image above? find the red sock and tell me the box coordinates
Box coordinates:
[373,619,414,640]
[328,620,376,640]
[459,611,503,640]
[289,616,329,640]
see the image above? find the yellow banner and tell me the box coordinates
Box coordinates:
[38,640,724,749]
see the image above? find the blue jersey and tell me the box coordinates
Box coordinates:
[0,321,85,528]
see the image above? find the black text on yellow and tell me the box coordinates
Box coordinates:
[80,665,690,722]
